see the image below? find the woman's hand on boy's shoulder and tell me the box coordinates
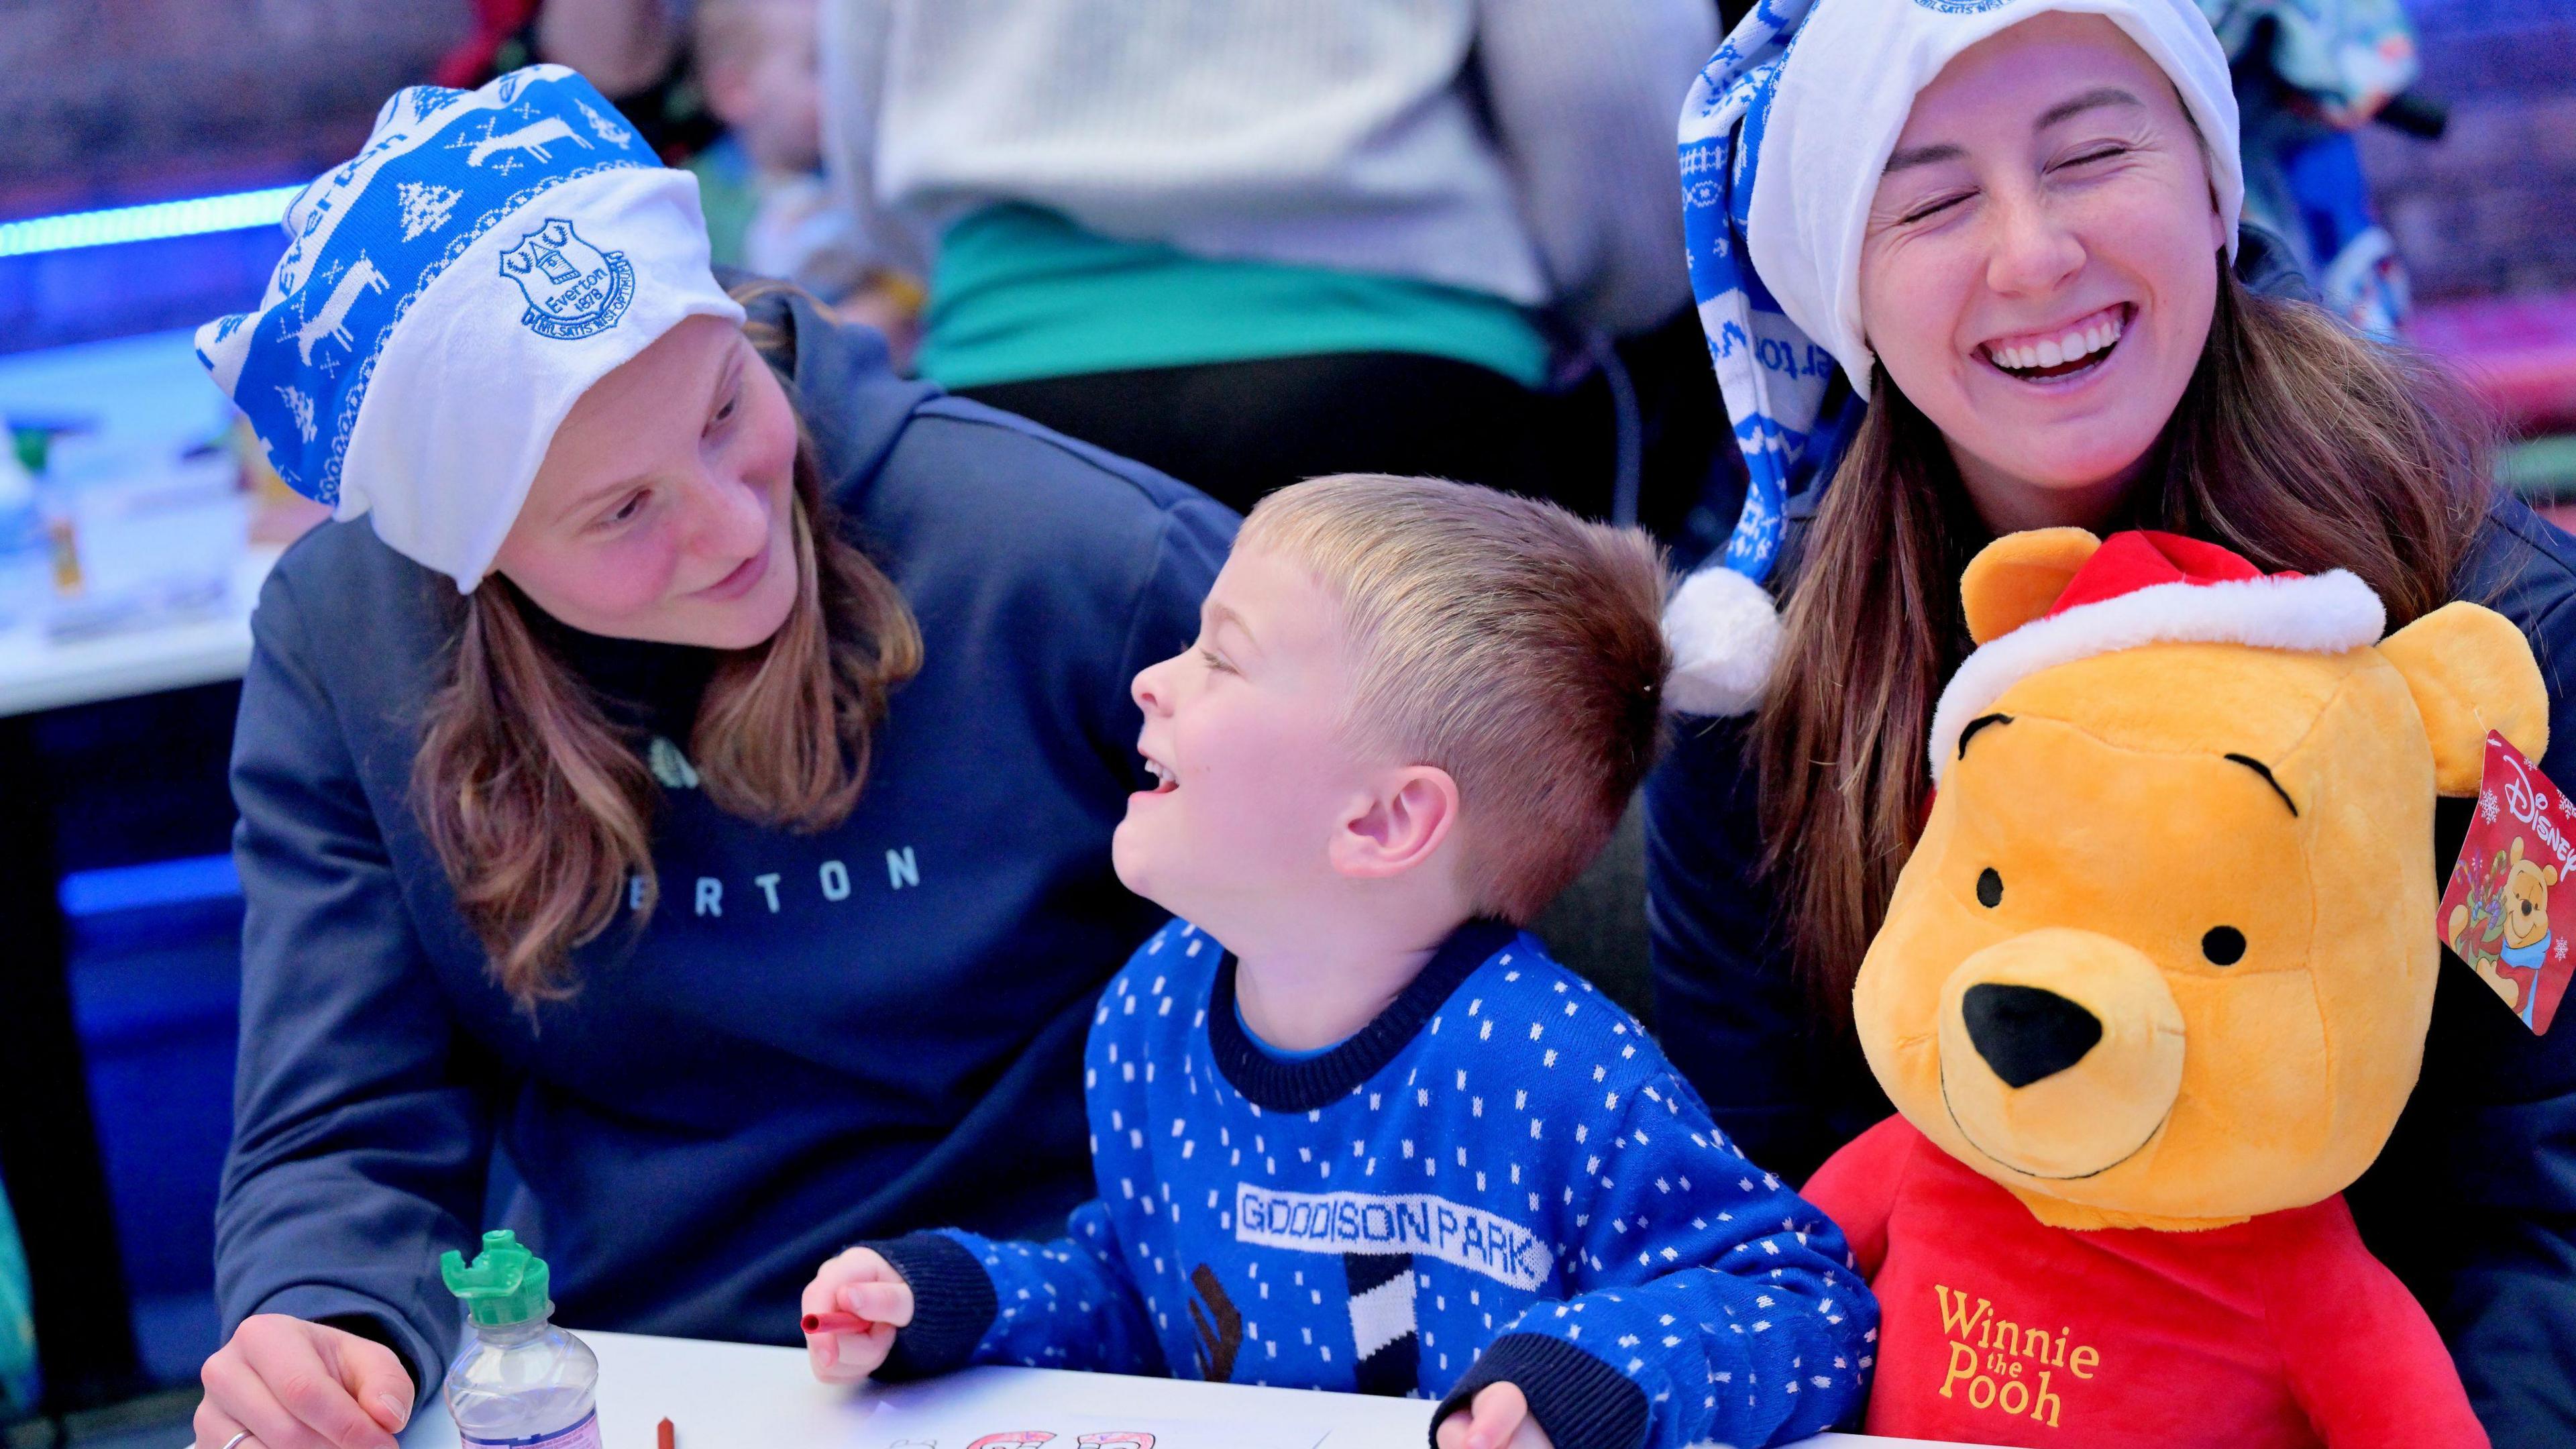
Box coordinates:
[801,1246,916,1383]
[1435,1382,1556,1449]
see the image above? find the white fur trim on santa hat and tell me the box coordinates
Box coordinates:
[1663,565,1784,716]
[1927,570,2385,783]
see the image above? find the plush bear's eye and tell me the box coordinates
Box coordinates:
[1976,868,2002,908]
[2202,926,2247,966]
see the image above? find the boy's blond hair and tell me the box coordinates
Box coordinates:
[1238,475,1671,924]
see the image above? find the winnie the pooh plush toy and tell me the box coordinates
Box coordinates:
[1805,528,2544,1449]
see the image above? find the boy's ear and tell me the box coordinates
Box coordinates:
[1960,528,2101,645]
[1332,767,1461,881]
[2377,601,2548,795]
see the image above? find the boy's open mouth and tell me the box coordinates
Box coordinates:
[1979,303,2131,384]
[1142,757,1178,794]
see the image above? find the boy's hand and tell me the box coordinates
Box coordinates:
[1436,1382,1556,1449]
[800,1246,915,1383]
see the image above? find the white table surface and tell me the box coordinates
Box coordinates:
[0,543,276,718]
[395,1331,1955,1449]
[0,328,278,718]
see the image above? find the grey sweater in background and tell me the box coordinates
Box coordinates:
[819,0,1717,335]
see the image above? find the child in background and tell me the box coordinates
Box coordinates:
[800,476,1876,1449]
[694,0,920,358]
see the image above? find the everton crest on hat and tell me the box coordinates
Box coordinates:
[195,66,743,588]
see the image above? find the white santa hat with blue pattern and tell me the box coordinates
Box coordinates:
[1661,0,2242,716]
[197,66,743,588]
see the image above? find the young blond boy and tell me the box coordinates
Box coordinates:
[802,477,1876,1449]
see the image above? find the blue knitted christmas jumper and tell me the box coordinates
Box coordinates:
[870,919,1878,1449]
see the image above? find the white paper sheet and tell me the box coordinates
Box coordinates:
[861,1401,1338,1449]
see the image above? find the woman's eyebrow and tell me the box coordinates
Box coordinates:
[561,470,647,522]
[2035,86,2145,131]
[1884,142,1966,176]
[1884,87,2148,176]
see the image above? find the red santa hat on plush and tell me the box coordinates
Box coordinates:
[1925,530,2386,784]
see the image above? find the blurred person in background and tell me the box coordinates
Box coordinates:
[814,1,1719,517]
[2201,0,2428,338]
[693,0,925,359]
[438,0,724,161]
[439,0,928,350]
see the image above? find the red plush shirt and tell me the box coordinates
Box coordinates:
[1805,1117,2485,1449]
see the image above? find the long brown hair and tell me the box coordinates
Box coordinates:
[1753,266,2496,1029]
[413,282,924,1004]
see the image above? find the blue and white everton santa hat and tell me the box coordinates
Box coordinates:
[197,66,744,588]
[1660,0,2241,715]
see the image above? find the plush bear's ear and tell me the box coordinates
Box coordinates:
[2377,601,2549,796]
[1960,528,2102,645]
[2512,837,2528,871]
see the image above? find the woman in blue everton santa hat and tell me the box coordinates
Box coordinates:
[1644,0,2576,1437]
[193,67,1231,1449]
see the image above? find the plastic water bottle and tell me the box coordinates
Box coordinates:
[441,1231,602,1449]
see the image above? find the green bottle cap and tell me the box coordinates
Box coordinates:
[439,1230,551,1328]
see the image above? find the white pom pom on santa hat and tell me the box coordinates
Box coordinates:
[1662,564,1785,717]
[1657,530,2390,729]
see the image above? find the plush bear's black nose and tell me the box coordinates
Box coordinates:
[1962,983,2102,1087]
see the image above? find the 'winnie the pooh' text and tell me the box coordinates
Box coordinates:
[1935,1283,2098,1429]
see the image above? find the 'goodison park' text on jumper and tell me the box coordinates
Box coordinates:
[864,919,1880,1449]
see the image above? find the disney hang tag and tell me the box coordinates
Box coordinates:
[2443,731,2576,1033]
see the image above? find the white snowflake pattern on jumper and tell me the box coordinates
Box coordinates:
[916,919,1874,1449]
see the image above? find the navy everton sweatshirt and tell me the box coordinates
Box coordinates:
[215,286,1235,1400]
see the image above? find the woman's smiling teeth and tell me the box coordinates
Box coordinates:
[1981,305,2128,380]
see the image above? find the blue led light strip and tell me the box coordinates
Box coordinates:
[58,853,241,916]
[0,184,302,260]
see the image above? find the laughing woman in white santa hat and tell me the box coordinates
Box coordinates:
[188,67,1230,1449]
[1644,1,2576,1438]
